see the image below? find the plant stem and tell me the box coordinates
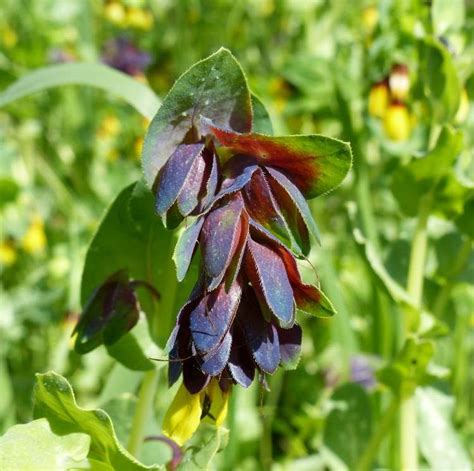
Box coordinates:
[127,369,160,458]
[356,398,399,471]
[400,195,431,471]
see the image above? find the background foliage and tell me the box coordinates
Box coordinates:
[0,0,473,469]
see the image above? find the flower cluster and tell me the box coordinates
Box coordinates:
[140,49,351,445]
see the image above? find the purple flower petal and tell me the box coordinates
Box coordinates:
[228,325,255,387]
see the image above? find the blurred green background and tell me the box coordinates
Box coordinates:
[1,0,473,469]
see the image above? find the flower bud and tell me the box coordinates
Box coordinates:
[389,64,410,101]
[368,80,389,118]
[383,101,411,141]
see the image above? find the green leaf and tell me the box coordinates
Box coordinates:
[205,120,353,198]
[455,197,474,239]
[142,48,252,188]
[33,372,159,470]
[417,387,471,470]
[0,418,90,470]
[0,177,19,209]
[178,425,229,471]
[419,37,461,122]
[323,383,372,469]
[431,0,465,36]
[0,63,160,120]
[81,181,198,353]
[105,314,163,371]
[377,339,434,397]
[251,94,273,135]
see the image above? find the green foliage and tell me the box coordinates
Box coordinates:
[0,418,90,470]
[33,372,159,470]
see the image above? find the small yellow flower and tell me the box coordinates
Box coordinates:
[362,6,379,34]
[126,7,153,31]
[103,1,127,26]
[22,217,47,255]
[455,88,469,124]
[368,81,389,118]
[98,115,121,139]
[383,102,411,141]
[163,383,203,446]
[1,25,18,48]
[0,240,17,266]
[162,380,230,446]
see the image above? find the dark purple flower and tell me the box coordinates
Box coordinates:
[102,36,151,76]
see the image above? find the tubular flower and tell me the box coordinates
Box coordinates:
[142,49,352,444]
[368,80,389,118]
[383,101,411,141]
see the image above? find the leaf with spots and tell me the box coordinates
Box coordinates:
[142,48,252,188]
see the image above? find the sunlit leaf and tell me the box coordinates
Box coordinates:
[142,48,252,188]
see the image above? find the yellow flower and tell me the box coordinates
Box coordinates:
[103,1,127,26]
[163,383,203,446]
[362,6,379,34]
[1,25,18,48]
[455,88,469,124]
[98,115,121,138]
[0,240,17,266]
[134,137,143,160]
[126,7,153,31]
[22,217,47,255]
[383,102,411,141]
[162,380,230,446]
[368,81,389,118]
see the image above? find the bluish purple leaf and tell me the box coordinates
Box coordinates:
[190,281,242,354]
[177,152,208,216]
[200,194,244,279]
[277,324,302,370]
[156,143,205,216]
[239,290,281,374]
[244,239,295,328]
[228,326,255,387]
[200,332,232,376]
[173,217,204,282]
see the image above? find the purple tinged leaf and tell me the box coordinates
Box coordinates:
[243,167,292,249]
[200,331,232,376]
[74,270,139,354]
[156,143,205,217]
[245,239,295,328]
[190,281,242,354]
[177,152,207,216]
[200,195,244,279]
[142,49,253,188]
[277,324,302,370]
[266,167,321,246]
[228,326,255,387]
[200,153,220,211]
[173,218,204,282]
[239,291,280,374]
[224,211,249,291]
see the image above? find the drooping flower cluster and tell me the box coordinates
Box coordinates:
[155,117,338,395]
[140,49,351,445]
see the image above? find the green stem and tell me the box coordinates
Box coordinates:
[356,399,399,471]
[400,195,431,471]
[127,369,160,457]
[260,369,284,469]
